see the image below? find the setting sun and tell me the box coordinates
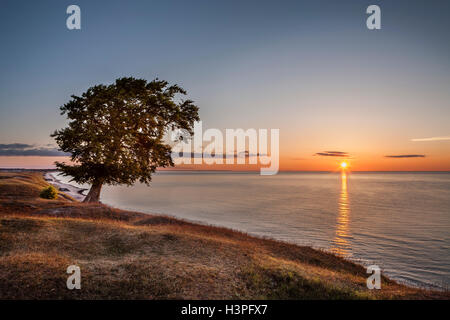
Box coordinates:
[340,162,348,169]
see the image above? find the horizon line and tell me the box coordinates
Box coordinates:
[1,168,449,174]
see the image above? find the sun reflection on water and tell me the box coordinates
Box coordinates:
[331,172,352,257]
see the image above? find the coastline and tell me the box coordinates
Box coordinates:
[0,170,448,299]
[42,171,449,292]
[44,172,87,202]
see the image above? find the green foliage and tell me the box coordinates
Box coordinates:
[40,186,58,200]
[51,77,200,187]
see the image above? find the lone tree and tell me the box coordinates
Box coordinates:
[52,77,200,203]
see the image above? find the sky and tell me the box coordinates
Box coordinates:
[0,0,449,171]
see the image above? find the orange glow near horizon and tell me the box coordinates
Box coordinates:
[0,153,449,172]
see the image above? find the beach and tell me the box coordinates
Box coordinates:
[44,172,87,202]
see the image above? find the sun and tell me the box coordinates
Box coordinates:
[340,161,348,169]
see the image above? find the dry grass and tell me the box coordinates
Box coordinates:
[0,171,448,300]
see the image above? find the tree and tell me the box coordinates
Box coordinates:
[52,77,200,203]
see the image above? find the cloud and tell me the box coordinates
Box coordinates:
[0,143,32,149]
[314,151,349,157]
[0,143,68,156]
[384,154,425,158]
[411,136,450,142]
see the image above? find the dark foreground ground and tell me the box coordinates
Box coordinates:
[0,171,448,299]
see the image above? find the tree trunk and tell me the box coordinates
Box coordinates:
[83,179,103,203]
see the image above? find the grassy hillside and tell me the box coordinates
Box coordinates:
[0,172,448,299]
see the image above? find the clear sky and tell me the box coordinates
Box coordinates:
[0,0,449,170]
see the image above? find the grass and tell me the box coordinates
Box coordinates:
[0,171,448,300]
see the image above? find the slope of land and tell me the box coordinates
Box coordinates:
[0,171,448,299]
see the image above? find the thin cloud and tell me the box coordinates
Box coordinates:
[0,143,32,149]
[385,154,425,158]
[411,136,450,142]
[0,143,68,156]
[315,151,349,157]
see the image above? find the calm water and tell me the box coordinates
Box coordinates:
[58,172,450,289]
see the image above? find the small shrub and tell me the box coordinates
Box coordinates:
[40,186,58,200]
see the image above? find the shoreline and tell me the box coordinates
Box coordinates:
[43,172,448,292]
[44,172,87,202]
[0,170,448,299]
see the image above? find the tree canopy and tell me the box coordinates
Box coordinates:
[52,77,200,202]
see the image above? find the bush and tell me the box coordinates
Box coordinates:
[40,185,58,200]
